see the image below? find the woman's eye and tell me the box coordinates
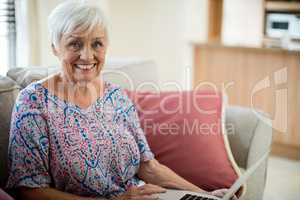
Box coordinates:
[92,41,103,49]
[68,41,82,50]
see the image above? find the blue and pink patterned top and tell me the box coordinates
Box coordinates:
[6,81,154,198]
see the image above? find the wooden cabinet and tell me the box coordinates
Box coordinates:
[264,1,300,12]
[193,44,300,159]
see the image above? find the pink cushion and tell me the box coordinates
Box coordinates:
[126,90,239,191]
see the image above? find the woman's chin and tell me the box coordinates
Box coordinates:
[74,75,99,83]
[72,68,101,83]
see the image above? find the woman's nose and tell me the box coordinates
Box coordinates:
[80,46,94,60]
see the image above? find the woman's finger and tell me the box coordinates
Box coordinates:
[210,188,228,197]
[139,183,166,191]
[138,194,159,200]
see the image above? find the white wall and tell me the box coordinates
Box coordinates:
[36,0,62,67]
[183,0,209,88]
[222,0,264,47]
[108,0,186,88]
[108,0,209,88]
[184,0,208,43]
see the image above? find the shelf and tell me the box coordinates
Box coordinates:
[265,1,300,12]
[193,42,300,54]
[263,36,282,48]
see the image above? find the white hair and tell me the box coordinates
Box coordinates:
[48,0,108,48]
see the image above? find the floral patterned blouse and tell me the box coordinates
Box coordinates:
[6,81,154,198]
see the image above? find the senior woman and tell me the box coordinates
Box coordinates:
[6,1,232,200]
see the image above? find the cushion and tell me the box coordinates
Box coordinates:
[7,58,158,90]
[127,90,242,193]
[7,67,59,88]
[102,58,158,91]
[0,76,20,93]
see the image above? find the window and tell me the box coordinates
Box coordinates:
[0,0,16,75]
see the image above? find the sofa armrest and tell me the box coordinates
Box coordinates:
[0,76,20,188]
[225,106,272,200]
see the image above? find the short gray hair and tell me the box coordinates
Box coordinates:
[48,0,108,48]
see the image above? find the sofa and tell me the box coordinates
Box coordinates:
[0,60,272,200]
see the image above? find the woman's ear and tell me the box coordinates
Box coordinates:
[51,44,59,56]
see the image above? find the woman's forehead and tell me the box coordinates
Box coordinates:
[64,25,106,39]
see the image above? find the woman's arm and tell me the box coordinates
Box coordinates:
[137,159,207,193]
[19,187,107,200]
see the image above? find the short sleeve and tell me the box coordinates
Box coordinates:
[6,87,51,189]
[121,90,154,162]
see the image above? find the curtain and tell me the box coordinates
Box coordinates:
[15,0,38,68]
[0,0,16,75]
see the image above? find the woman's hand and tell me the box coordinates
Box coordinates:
[116,184,166,200]
[210,188,238,200]
[138,160,207,194]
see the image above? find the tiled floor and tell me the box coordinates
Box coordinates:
[263,156,300,200]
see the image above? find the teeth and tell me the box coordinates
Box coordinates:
[75,64,95,70]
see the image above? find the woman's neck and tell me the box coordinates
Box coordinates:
[43,73,104,108]
[59,73,102,97]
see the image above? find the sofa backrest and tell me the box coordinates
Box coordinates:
[7,59,159,90]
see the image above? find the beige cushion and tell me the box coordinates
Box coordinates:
[7,67,59,88]
[102,59,159,91]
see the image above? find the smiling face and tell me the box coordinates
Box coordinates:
[53,25,107,84]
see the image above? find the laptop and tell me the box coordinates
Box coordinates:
[157,150,270,200]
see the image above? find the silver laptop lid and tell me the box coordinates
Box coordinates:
[222,150,270,200]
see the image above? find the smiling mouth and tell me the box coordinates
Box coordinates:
[74,64,96,71]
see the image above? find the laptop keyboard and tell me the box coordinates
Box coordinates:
[179,194,216,200]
